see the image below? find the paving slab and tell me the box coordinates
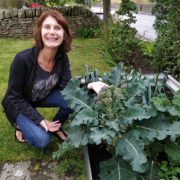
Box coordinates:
[0,161,74,180]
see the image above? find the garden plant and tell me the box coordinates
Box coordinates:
[149,0,180,77]
[53,62,180,179]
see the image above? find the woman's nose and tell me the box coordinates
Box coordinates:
[49,27,55,34]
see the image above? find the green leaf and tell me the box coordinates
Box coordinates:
[165,140,180,164]
[53,143,75,160]
[63,126,88,147]
[98,155,140,180]
[137,113,180,144]
[116,130,147,173]
[105,119,120,132]
[168,106,180,117]
[140,160,160,180]
[126,82,146,97]
[62,78,93,112]
[160,161,168,172]
[150,94,171,112]
[136,113,171,145]
[90,127,116,145]
[142,104,157,117]
[102,62,126,87]
[70,108,99,127]
[122,106,151,125]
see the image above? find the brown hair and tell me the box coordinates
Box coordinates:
[34,10,73,52]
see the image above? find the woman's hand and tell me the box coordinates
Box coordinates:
[87,82,108,95]
[39,119,61,132]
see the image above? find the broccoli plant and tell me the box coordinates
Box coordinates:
[53,62,180,180]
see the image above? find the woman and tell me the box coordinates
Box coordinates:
[1,10,107,148]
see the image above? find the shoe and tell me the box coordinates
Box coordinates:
[15,126,27,143]
[52,127,68,141]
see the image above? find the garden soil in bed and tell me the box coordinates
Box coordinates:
[88,144,112,180]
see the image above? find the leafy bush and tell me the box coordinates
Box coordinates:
[149,0,180,75]
[139,41,154,59]
[76,24,101,38]
[53,62,180,179]
[30,0,67,8]
[101,0,141,66]
[0,0,24,9]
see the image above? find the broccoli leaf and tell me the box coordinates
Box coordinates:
[164,140,180,164]
[63,125,88,147]
[70,108,98,127]
[116,130,147,173]
[62,78,93,112]
[168,106,180,117]
[105,119,120,131]
[90,127,116,145]
[142,104,157,117]
[126,82,146,97]
[98,155,140,180]
[102,62,126,87]
[136,113,180,145]
[53,143,75,160]
[122,106,151,125]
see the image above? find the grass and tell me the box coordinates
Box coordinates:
[0,37,112,178]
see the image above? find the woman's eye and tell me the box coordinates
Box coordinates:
[55,27,61,30]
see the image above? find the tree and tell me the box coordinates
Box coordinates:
[103,0,111,22]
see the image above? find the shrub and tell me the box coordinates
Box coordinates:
[101,0,141,66]
[76,24,101,38]
[0,0,24,9]
[149,0,180,75]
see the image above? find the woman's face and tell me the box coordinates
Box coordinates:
[41,16,65,50]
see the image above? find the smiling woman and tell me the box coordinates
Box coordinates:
[1,9,107,148]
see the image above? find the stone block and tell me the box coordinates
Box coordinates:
[36,7,42,17]
[18,9,25,18]
[25,9,33,18]
[66,6,72,16]
[26,20,33,24]
[10,8,18,18]
[73,6,80,16]
[79,6,85,14]
[32,8,36,17]
[135,3,141,12]
[58,6,66,15]
[0,10,5,20]
[5,9,11,19]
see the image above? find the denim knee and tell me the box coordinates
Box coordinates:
[29,131,51,148]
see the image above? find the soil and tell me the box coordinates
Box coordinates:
[124,52,161,74]
[88,144,112,180]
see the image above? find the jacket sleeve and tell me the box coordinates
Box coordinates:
[61,53,72,89]
[7,54,44,125]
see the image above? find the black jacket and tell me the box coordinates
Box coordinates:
[1,46,72,126]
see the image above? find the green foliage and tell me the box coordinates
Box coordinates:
[158,160,180,180]
[148,0,180,75]
[53,62,180,179]
[139,41,154,59]
[101,0,141,66]
[0,0,24,9]
[53,147,87,179]
[31,0,67,8]
[76,24,101,38]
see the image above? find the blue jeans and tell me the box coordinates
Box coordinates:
[16,88,73,148]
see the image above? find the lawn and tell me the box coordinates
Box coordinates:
[0,37,112,177]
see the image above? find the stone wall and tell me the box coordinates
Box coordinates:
[0,6,102,38]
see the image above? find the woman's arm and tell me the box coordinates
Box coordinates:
[7,54,44,125]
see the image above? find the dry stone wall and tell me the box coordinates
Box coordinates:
[0,6,102,38]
